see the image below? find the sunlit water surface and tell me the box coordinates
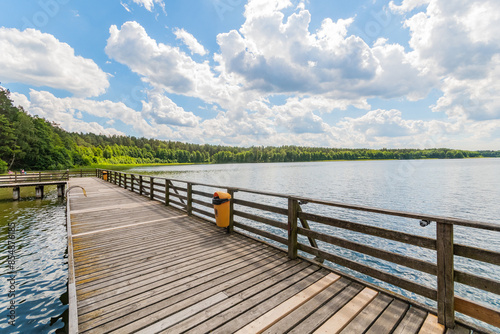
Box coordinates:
[0,187,67,333]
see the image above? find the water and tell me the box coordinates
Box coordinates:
[0,187,67,333]
[130,158,500,331]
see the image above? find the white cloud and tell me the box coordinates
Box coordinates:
[121,1,131,12]
[12,90,154,137]
[132,0,165,12]
[173,28,207,56]
[106,22,213,95]
[389,0,431,14]
[0,28,109,97]
[215,1,434,100]
[399,0,500,120]
[141,93,201,127]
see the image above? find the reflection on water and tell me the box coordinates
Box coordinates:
[0,187,67,333]
[130,159,500,331]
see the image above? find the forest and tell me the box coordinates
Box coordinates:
[1,87,499,173]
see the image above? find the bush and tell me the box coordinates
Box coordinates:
[0,159,7,174]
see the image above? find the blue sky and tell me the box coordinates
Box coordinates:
[1,0,499,149]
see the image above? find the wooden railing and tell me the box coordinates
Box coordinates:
[0,170,70,184]
[0,169,96,184]
[96,169,500,331]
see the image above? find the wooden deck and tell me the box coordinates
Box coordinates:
[68,178,472,334]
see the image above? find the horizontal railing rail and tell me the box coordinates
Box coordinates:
[96,169,500,332]
[0,169,96,184]
[0,170,70,184]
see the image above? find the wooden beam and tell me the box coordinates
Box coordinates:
[437,222,454,328]
[288,198,299,259]
[455,297,500,329]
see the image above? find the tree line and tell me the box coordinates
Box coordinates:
[1,87,499,173]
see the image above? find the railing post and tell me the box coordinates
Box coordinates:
[131,174,134,192]
[15,172,17,182]
[165,179,170,206]
[227,189,234,234]
[150,177,154,200]
[39,171,41,182]
[139,175,143,196]
[124,174,127,190]
[288,198,299,259]
[437,221,455,328]
[187,183,192,215]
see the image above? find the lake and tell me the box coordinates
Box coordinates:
[0,187,67,333]
[129,158,500,331]
[0,158,498,332]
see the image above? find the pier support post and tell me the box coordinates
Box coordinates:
[227,189,234,234]
[57,184,66,198]
[139,176,143,196]
[150,177,154,200]
[35,185,44,199]
[165,180,170,206]
[437,221,455,328]
[186,183,192,215]
[288,198,299,259]
[13,187,20,200]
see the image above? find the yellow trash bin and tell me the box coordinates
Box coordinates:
[102,171,108,181]
[212,191,231,227]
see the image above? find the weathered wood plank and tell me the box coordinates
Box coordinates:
[339,294,393,334]
[298,243,437,300]
[164,260,310,334]
[313,287,378,333]
[437,222,454,327]
[288,283,364,334]
[455,297,500,329]
[234,273,341,333]
[298,227,437,275]
[298,211,436,250]
[418,314,445,334]
[364,298,409,334]
[262,278,352,334]
[392,307,428,334]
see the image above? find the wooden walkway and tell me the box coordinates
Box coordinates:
[68,178,471,333]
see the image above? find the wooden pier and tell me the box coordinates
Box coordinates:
[66,175,498,334]
[0,170,72,199]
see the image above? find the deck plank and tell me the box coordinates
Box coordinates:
[393,307,428,334]
[313,287,379,333]
[339,293,393,334]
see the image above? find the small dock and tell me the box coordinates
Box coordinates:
[0,170,70,199]
[67,177,480,333]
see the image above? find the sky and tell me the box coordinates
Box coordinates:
[0,0,499,150]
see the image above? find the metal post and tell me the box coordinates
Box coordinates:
[437,221,455,328]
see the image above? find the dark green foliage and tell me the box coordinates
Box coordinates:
[0,159,7,173]
[0,87,497,171]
